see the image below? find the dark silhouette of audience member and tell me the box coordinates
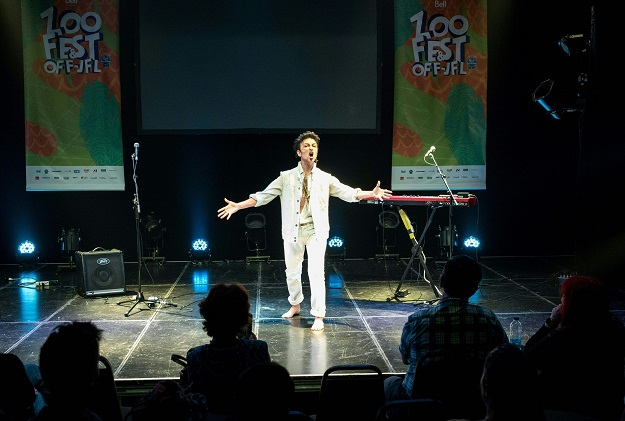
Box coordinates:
[384,254,508,402]
[524,275,625,421]
[226,361,313,421]
[186,282,271,416]
[29,321,104,421]
[478,342,546,421]
[0,353,36,421]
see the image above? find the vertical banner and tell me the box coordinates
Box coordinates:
[22,0,124,191]
[391,0,487,191]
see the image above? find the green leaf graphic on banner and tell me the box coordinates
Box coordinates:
[444,82,486,165]
[80,81,123,166]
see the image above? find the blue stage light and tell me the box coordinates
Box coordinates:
[190,238,210,265]
[463,236,480,249]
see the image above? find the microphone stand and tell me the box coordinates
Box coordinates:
[117,146,176,317]
[429,151,458,257]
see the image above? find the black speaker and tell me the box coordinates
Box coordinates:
[76,250,126,297]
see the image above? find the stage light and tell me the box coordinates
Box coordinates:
[376,211,400,260]
[17,240,39,267]
[533,32,588,121]
[245,213,269,264]
[58,228,80,268]
[532,79,584,120]
[463,236,480,249]
[326,236,345,261]
[462,235,481,260]
[436,225,458,260]
[143,212,165,263]
[558,34,588,56]
[190,238,210,265]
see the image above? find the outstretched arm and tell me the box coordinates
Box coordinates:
[217,197,257,220]
[356,180,392,201]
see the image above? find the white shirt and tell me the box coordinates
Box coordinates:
[250,162,361,243]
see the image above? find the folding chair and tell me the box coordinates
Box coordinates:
[411,350,486,420]
[315,363,385,421]
[92,355,124,421]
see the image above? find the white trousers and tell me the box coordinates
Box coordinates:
[283,224,327,318]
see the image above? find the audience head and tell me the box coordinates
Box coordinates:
[199,282,251,338]
[481,342,544,420]
[0,353,36,421]
[233,361,295,420]
[559,275,609,327]
[39,321,103,403]
[439,254,482,299]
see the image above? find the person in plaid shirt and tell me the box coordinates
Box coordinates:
[384,254,508,401]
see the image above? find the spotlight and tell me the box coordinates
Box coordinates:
[463,236,480,249]
[245,213,269,264]
[17,240,39,267]
[558,34,588,56]
[462,235,481,260]
[326,236,346,262]
[376,211,400,261]
[142,212,165,264]
[533,33,588,121]
[190,238,210,265]
[58,228,80,269]
[436,225,458,260]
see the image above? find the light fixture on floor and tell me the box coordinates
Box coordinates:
[58,228,80,269]
[462,235,481,260]
[436,225,458,261]
[189,238,210,265]
[326,235,346,262]
[376,211,400,260]
[143,212,166,264]
[17,240,39,267]
[245,213,269,264]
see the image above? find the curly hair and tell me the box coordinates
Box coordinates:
[293,131,320,156]
[198,283,251,338]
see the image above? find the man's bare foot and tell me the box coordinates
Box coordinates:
[311,317,324,331]
[281,305,300,318]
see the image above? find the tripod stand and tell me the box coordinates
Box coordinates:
[117,144,176,317]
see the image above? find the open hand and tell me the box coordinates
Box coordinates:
[217,198,239,220]
[372,180,392,200]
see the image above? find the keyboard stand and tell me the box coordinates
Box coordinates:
[387,206,442,302]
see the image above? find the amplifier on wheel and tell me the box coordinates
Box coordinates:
[76,249,126,297]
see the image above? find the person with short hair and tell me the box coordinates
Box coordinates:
[218,131,391,331]
[30,321,104,421]
[384,254,508,402]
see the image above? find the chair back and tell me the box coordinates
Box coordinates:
[375,398,445,421]
[92,355,124,421]
[411,350,486,420]
[315,363,384,421]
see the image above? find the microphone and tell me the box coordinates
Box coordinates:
[425,145,436,157]
[133,143,139,161]
[398,209,417,246]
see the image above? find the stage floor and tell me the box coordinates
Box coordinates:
[2,255,625,388]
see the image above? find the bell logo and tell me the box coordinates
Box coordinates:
[435,0,446,7]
